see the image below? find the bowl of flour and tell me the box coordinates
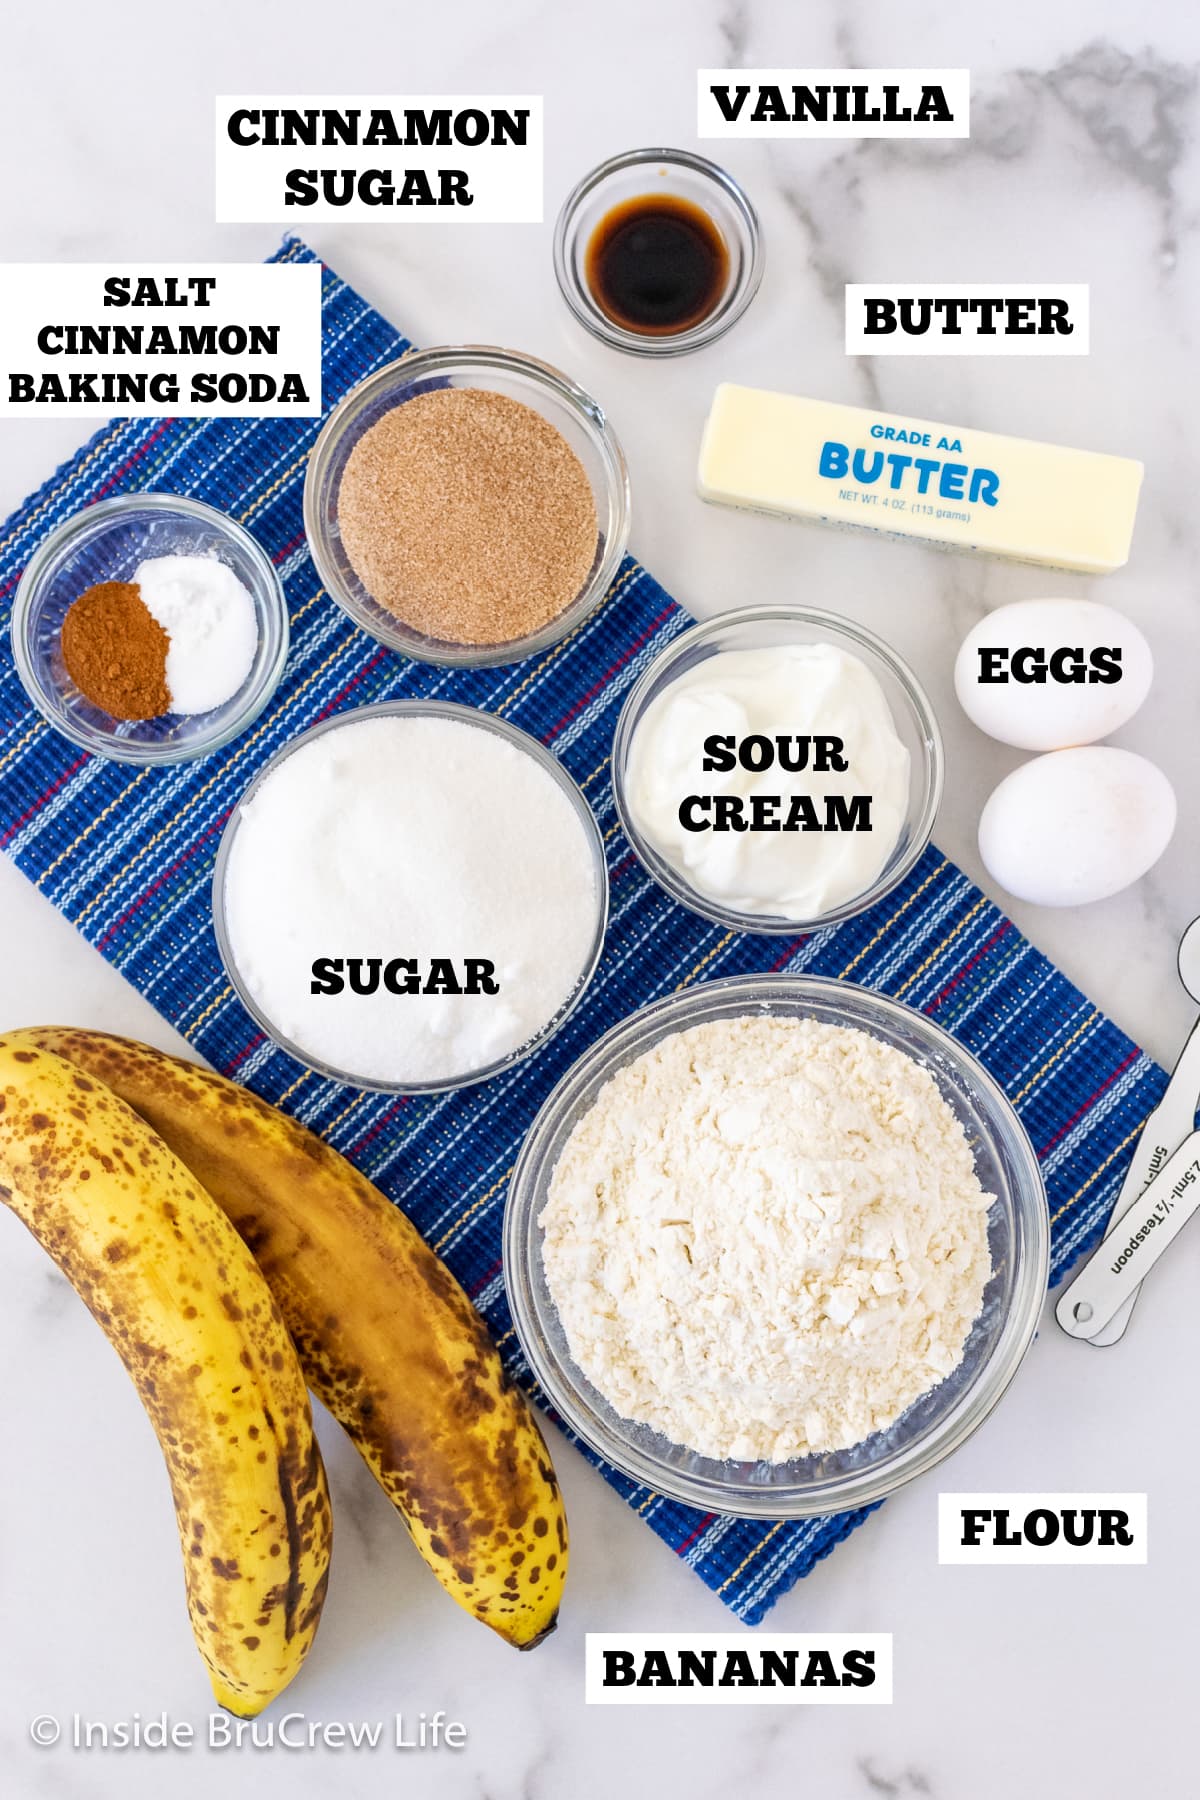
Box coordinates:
[504,975,1048,1517]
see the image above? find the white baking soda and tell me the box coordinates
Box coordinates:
[222,714,600,1085]
[134,553,258,713]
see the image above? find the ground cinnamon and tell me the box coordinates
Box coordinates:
[60,580,171,720]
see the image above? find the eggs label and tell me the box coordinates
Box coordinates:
[955,599,1153,752]
[976,646,1123,685]
[679,734,873,833]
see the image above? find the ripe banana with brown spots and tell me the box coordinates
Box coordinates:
[0,1039,331,1715]
[12,1027,568,1649]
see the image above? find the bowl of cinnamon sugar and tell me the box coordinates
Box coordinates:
[304,345,630,668]
[12,493,288,764]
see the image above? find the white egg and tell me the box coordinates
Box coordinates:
[979,747,1175,907]
[955,599,1153,750]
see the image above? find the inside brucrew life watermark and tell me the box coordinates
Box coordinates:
[29,1711,468,1752]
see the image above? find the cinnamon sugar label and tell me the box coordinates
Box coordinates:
[216,97,544,223]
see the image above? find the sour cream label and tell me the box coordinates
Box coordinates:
[680,733,872,833]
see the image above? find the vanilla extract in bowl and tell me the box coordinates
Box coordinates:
[553,149,763,356]
[584,193,730,336]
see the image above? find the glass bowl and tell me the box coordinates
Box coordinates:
[505,974,1049,1518]
[612,605,944,934]
[212,699,610,1095]
[11,493,289,765]
[553,148,764,356]
[304,345,631,668]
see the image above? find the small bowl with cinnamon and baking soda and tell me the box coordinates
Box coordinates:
[304,345,631,668]
[553,149,764,356]
[12,493,288,765]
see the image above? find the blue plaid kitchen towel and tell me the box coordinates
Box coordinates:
[0,239,1166,1623]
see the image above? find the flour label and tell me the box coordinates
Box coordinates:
[938,1493,1148,1564]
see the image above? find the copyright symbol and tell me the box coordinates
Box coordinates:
[30,1714,60,1746]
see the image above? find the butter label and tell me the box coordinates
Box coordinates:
[697,69,970,139]
[818,437,999,510]
[846,283,1090,355]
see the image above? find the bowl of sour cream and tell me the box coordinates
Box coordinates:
[612,605,943,932]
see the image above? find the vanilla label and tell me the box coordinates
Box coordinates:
[697,69,970,139]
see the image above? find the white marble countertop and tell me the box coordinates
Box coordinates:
[1,5,1196,1796]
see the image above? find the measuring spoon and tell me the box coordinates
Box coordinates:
[1068,916,1200,1345]
[1055,1123,1200,1338]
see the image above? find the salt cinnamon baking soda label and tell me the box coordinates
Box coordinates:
[216,96,544,223]
[0,263,321,416]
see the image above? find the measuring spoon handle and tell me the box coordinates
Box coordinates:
[1086,1017,1200,1346]
[1056,1128,1200,1339]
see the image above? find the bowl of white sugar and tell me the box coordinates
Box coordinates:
[213,700,609,1092]
[505,974,1048,1517]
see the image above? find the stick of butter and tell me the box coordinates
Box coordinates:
[697,384,1143,573]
